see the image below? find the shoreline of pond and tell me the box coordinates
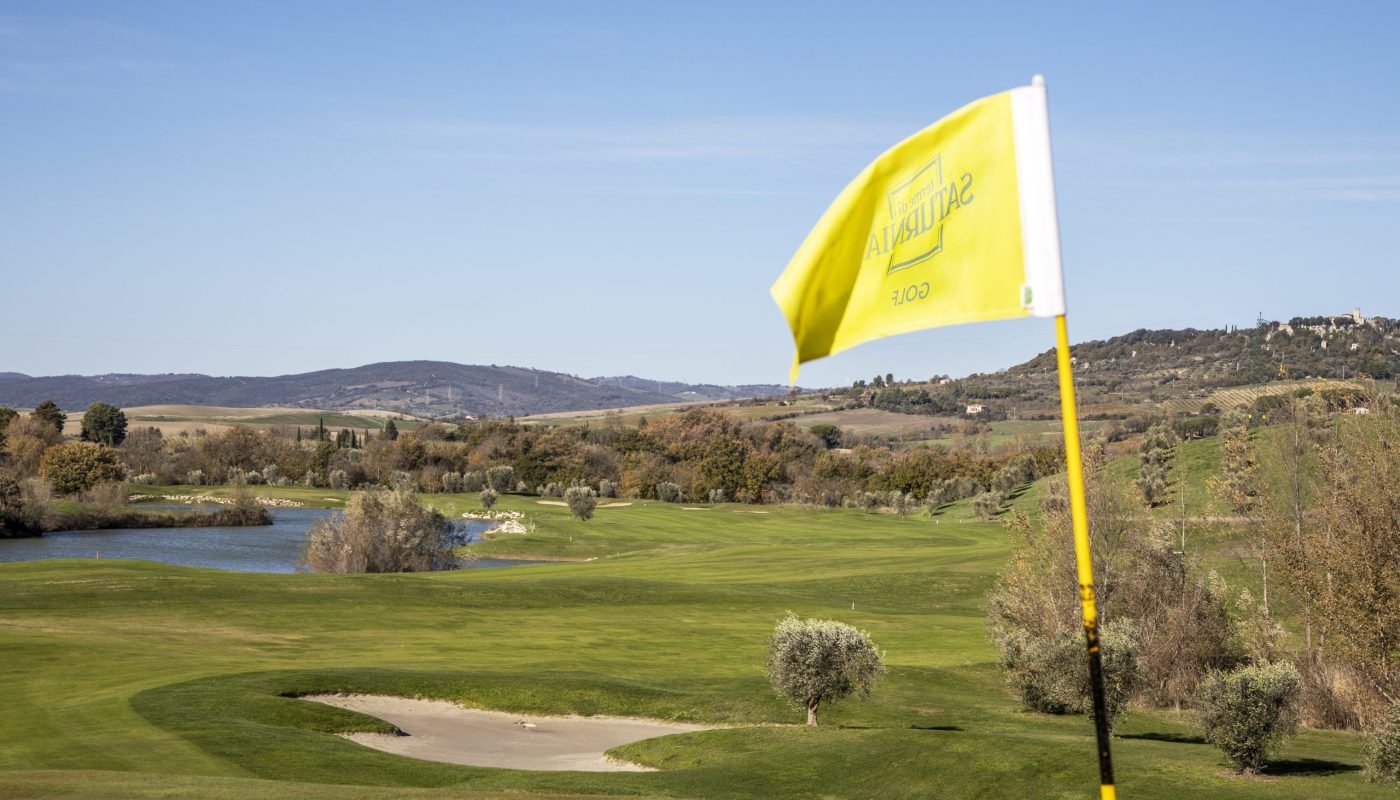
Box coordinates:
[0,509,536,574]
[1,505,273,539]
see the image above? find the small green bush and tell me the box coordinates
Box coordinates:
[479,488,499,509]
[564,485,597,521]
[994,619,1141,734]
[972,491,1004,520]
[1197,661,1301,774]
[1365,704,1400,783]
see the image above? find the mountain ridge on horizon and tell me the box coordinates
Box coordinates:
[3,310,1395,418]
[0,360,795,418]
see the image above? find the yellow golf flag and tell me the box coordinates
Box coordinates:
[771,78,1064,381]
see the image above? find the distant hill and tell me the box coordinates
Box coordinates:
[1009,314,1398,388]
[836,310,1400,423]
[591,375,792,402]
[0,361,792,418]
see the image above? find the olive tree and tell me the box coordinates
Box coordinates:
[972,490,1004,521]
[766,614,886,726]
[479,487,499,509]
[564,485,597,521]
[1197,661,1302,774]
[485,465,516,493]
[992,618,1142,735]
[300,487,464,573]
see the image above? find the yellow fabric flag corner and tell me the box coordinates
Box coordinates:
[771,80,1065,382]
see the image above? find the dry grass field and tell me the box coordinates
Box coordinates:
[59,405,427,438]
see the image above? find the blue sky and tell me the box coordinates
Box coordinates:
[2,1,1397,387]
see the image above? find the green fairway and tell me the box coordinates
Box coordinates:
[0,489,1383,798]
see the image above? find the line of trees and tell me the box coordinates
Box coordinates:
[5,405,1058,509]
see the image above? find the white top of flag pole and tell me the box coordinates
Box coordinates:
[1011,74,1066,317]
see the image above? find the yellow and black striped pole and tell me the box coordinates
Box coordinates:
[1054,313,1117,800]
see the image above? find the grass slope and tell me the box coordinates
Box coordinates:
[0,489,1382,799]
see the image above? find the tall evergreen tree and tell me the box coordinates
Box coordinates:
[79,402,128,446]
[32,400,65,434]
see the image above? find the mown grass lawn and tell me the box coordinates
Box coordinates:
[0,488,1384,798]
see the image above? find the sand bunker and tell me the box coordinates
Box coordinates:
[303,694,712,771]
[536,500,633,508]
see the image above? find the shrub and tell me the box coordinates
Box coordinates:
[887,490,913,516]
[0,473,46,536]
[564,485,597,521]
[1365,704,1400,783]
[39,442,126,495]
[972,491,1004,520]
[185,469,206,486]
[993,619,1141,734]
[543,481,564,498]
[328,469,350,490]
[766,614,886,726]
[1197,662,1302,774]
[654,482,682,503]
[992,455,1035,495]
[129,473,158,486]
[924,479,957,511]
[809,423,843,449]
[485,465,516,493]
[461,471,485,492]
[708,488,725,504]
[598,478,618,498]
[440,471,463,494]
[479,488,499,509]
[299,487,464,573]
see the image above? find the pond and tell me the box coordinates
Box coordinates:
[0,507,532,574]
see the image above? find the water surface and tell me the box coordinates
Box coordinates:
[0,507,522,573]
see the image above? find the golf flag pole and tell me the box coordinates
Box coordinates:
[1030,78,1119,800]
[770,75,1117,797]
[1057,311,1117,800]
